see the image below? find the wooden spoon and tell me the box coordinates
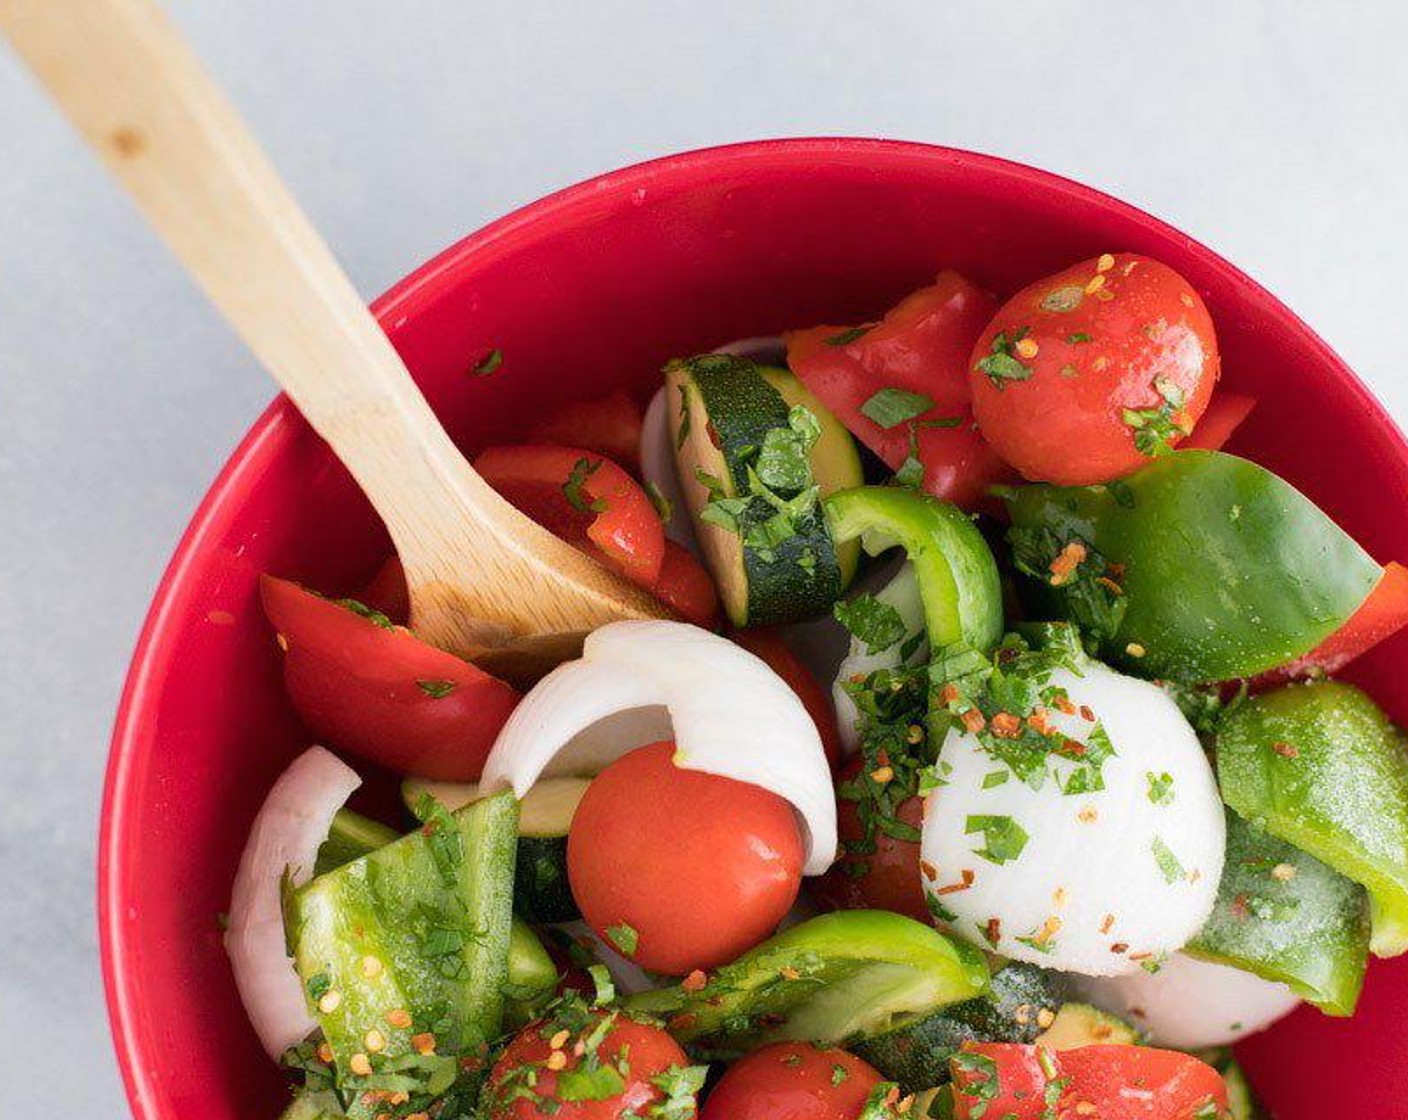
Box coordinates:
[0,0,672,666]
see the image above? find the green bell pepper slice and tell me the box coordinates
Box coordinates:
[314,809,399,876]
[1187,808,1370,1014]
[825,486,1003,654]
[1002,450,1379,681]
[287,791,519,1097]
[625,909,989,1057]
[1217,680,1408,956]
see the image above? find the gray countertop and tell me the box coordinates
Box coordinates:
[2,2,1405,1114]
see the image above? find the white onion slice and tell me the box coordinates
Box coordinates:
[640,387,697,551]
[921,661,1224,975]
[1076,952,1301,1049]
[482,621,837,875]
[832,562,928,755]
[556,919,663,996]
[713,335,787,363]
[225,746,361,1058]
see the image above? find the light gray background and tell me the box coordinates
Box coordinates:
[2,2,1405,1115]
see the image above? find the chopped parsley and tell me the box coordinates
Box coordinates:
[831,1064,849,1086]
[856,1083,908,1119]
[416,679,457,699]
[649,1064,709,1119]
[335,597,395,630]
[826,325,872,346]
[893,416,962,490]
[1068,332,1093,344]
[645,480,674,524]
[966,814,1030,865]
[563,457,608,514]
[675,381,693,450]
[860,387,935,429]
[1146,771,1175,805]
[470,347,503,376]
[412,793,464,888]
[975,329,1034,388]
[1007,525,1127,649]
[605,922,639,955]
[950,1051,1000,1114]
[833,594,908,655]
[1123,376,1191,456]
[1152,836,1188,884]
[556,1062,626,1102]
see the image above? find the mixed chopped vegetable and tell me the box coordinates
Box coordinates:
[230,252,1408,1120]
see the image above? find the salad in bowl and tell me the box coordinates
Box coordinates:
[222,248,1408,1120]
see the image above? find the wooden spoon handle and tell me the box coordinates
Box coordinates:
[0,0,668,651]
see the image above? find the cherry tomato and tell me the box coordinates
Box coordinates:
[524,389,644,474]
[1181,391,1256,452]
[360,553,410,624]
[1265,561,1408,681]
[653,541,721,628]
[951,1042,1228,1120]
[475,444,666,587]
[260,574,519,780]
[812,758,928,923]
[968,253,1220,485]
[567,741,803,975]
[786,271,1011,509]
[730,628,842,767]
[482,1010,694,1120]
[701,1041,885,1120]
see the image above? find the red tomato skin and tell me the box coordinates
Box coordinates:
[700,1041,884,1120]
[524,389,644,474]
[260,574,520,780]
[652,541,721,628]
[730,628,842,768]
[1263,561,1408,681]
[813,758,929,922]
[969,254,1219,486]
[360,553,410,624]
[1180,391,1256,452]
[474,444,666,587]
[567,741,803,975]
[484,1013,692,1120]
[951,1042,1228,1120]
[786,271,1012,510]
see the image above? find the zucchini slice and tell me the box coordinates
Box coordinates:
[1033,1002,1139,1049]
[851,961,1070,1093]
[404,777,588,923]
[667,354,860,626]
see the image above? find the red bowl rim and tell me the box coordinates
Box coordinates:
[97,136,1406,1118]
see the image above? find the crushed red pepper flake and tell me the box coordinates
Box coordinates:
[1100,913,1116,934]
[1110,942,1130,954]
[984,917,1002,946]
[920,860,940,881]
[1273,741,1300,758]
[937,869,976,895]
[1048,540,1088,586]
[682,969,708,993]
[990,712,1022,738]
[961,709,987,733]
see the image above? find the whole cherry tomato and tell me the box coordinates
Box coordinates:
[701,1041,886,1120]
[730,628,842,767]
[968,253,1219,485]
[482,1009,696,1120]
[652,541,721,629]
[812,757,928,923]
[567,741,803,975]
[260,574,520,780]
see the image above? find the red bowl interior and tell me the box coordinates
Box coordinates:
[101,139,1408,1120]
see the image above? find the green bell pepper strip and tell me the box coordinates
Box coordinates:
[1001,450,1379,681]
[625,909,989,1058]
[279,1090,344,1120]
[287,791,519,1097]
[1217,680,1408,957]
[825,486,1003,654]
[314,809,399,876]
[1186,808,1370,1014]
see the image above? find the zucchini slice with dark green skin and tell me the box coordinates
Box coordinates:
[667,354,857,626]
[851,961,1070,1093]
[288,791,519,1089]
[403,777,587,923]
[1033,1002,1139,1049]
[1187,807,1370,1015]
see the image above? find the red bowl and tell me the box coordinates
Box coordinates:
[101,139,1408,1120]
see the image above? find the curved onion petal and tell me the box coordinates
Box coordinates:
[482,621,837,875]
[556,919,663,996]
[1076,952,1301,1048]
[225,746,361,1057]
[714,335,786,363]
[921,661,1224,975]
[831,562,928,754]
[639,387,697,551]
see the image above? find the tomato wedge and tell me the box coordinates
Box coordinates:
[730,628,841,766]
[653,540,720,629]
[1267,561,1408,680]
[950,1042,1228,1120]
[475,444,666,587]
[260,574,520,780]
[523,388,644,473]
[786,271,1011,509]
[360,553,410,624]
[1181,391,1256,452]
